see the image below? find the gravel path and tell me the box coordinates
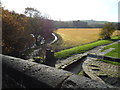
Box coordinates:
[100,48,115,55]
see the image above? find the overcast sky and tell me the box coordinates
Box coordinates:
[2,0,120,22]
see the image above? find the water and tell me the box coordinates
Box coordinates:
[49,33,58,44]
[27,33,58,59]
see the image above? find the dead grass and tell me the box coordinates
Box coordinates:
[55,28,120,48]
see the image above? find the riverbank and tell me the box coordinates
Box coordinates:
[20,32,58,60]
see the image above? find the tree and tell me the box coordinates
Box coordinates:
[24,7,55,46]
[24,7,41,17]
[2,8,35,56]
[73,20,88,28]
[24,7,43,45]
[117,23,120,30]
[100,22,116,39]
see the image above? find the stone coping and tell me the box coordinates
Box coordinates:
[1,54,114,89]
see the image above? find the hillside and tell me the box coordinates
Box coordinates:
[82,20,108,25]
[54,20,113,28]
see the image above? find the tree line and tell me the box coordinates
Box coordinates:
[2,7,55,57]
[54,20,104,28]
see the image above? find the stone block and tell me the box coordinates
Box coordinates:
[24,64,73,88]
[61,75,112,89]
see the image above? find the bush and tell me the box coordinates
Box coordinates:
[100,22,116,39]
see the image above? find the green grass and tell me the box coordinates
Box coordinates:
[54,35,120,59]
[97,59,120,66]
[101,42,120,58]
[101,43,119,52]
[78,71,83,76]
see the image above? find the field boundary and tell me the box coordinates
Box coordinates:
[88,54,120,63]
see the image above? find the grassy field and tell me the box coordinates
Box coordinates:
[101,42,120,58]
[55,28,120,48]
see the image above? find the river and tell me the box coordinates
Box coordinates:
[25,33,58,59]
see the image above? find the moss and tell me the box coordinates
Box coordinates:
[78,71,83,76]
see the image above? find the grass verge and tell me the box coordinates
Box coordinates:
[97,59,120,66]
[101,42,120,58]
[54,35,120,60]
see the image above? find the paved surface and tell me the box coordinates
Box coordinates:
[82,41,120,87]
[55,54,84,68]
[100,48,115,55]
[55,45,104,69]
[87,40,120,55]
[83,56,120,87]
[55,40,119,70]
[55,40,120,87]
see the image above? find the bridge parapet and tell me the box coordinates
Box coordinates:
[1,54,114,89]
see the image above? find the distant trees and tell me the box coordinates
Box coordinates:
[100,22,116,39]
[54,20,104,28]
[73,20,88,28]
[54,20,89,28]
[117,23,120,30]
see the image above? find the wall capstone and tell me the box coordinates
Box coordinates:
[1,54,115,89]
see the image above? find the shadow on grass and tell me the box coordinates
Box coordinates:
[108,39,119,42]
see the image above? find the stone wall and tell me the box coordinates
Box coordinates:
[1,54,113,89]
[88,54,120,62]
[62,55,87,71]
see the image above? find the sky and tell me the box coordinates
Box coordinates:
[1,0,120,22]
